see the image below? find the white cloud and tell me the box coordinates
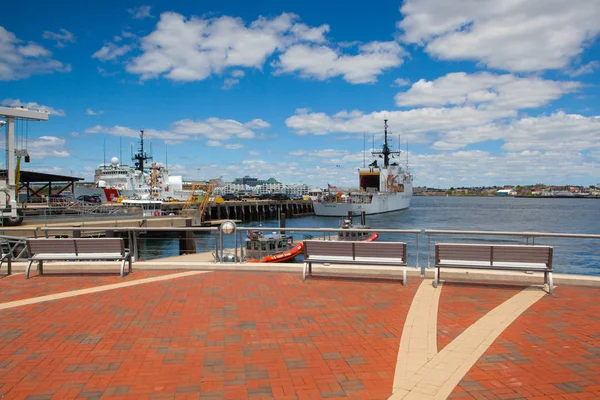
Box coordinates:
[124,11,395,84]
[393,78,410,87]
[85,116,270,142]
[248,150,261,156]
[274,41,405,84]
[223,78,240,89]
[27,136,70,159]
[411,149,600,187]
[0,26,70,80]
[244,118,270,129]
[566,61,600,77]
[127,12,309,81]
[397,0,600,72]
[289,149,349,158]
[42,28,76,48]
[285,106,511,139]
[434,112,600,152]
[1,98,65,116]
[93,43,132,62]
[395,72,580,111]
[85,108,104,116]
[222,69,246,89]
[128,5,153,20]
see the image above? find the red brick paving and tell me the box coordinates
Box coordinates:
[0,271,417,399]
[437,282,524,351]
[0,270,178,302]
[452,285,600,399]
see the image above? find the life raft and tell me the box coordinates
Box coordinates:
[247,242,304,263]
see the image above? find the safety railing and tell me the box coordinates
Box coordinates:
[3,226,599,276]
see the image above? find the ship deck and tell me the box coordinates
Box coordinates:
[1,262,599,399]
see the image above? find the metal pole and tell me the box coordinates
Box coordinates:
[220,229,224,263]
[416,233,420,272]
[427,234,431,268]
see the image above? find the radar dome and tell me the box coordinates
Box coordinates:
[111,157,119,166]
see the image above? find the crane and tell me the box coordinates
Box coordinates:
[180,183,213,223]
[0,106,49,226]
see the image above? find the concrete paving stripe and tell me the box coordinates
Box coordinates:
[389,286,545,400]
[0,271,210,311]
[393,279,441,392]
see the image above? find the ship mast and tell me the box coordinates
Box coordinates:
[132,129,152,172]
[372,119,400,168]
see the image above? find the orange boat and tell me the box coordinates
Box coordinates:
[245,231,304,263]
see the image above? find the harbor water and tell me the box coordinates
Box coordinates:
[138,196,600,275]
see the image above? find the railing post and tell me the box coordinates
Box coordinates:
[427,233,431,269]
[416,233,420,272]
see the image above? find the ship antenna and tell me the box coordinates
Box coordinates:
[371,119,400,168]
[165,145,168,171]
[363,132,366,168]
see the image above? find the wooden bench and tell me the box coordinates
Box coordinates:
[26,238,131,279]
[434,243,554,294]
[303,240,407,285]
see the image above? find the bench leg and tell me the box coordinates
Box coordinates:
[120,259,126,278]
[302,263,307,282]
[25,260,34,279]
[402,265,407,286]
[6,255,11,276]
[308,262,312,275]
[37,261,43,275]
[432,267,439,288]
[543,271,548,285]
[547,272,554,295]
[128,255,132,273]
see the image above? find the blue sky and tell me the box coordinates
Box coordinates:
[1,0,599,188]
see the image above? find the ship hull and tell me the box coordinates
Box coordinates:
[313,188,413,217]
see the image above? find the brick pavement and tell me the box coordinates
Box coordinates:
[451,285,600,400]
[0,270,178,303]
[0,271,417,400]
[2,270,600,399]
[437,282,524,351]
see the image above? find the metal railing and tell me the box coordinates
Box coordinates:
[2,226,599,276]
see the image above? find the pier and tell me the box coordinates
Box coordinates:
[15,199,314,224]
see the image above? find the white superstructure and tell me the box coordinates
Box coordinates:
[86,130,190,202]
[313,120,413,217]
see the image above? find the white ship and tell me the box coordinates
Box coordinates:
[313,120,413,217]
[79,130,189,202]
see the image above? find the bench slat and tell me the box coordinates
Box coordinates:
[75,238,124,255]
[354,242,405,260]
[304,241,354,257]
[28,239,76,255]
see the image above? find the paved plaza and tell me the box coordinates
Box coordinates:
[0,268,599,399]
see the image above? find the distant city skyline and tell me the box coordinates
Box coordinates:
[1,0,599,187]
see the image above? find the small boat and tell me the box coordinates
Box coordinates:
[337,218,379,242]
[244,231,304,263]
